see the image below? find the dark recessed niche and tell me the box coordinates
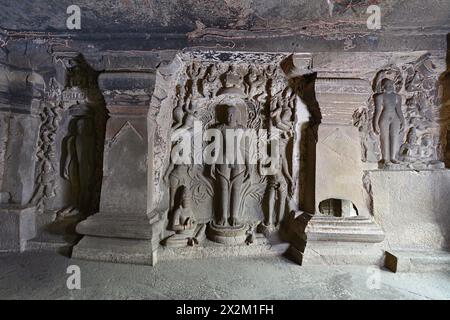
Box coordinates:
[319,199,358,218]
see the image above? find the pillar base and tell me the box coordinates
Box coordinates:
[72,211,165,265]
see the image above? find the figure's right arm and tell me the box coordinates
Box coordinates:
[373,94,382,134]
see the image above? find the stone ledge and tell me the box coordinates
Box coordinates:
[160,237,289,262]
[72,236,158,266]
[287,241,385,266]
[304,216,385,243]
[385,249,450,273]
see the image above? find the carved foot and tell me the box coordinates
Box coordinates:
[228,217,240,227]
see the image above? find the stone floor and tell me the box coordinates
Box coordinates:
[0,251,449,300]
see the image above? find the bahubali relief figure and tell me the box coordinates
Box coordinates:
[210,105,247,228]
[373,78,406,165]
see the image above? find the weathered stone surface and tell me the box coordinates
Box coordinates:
[369,170,450,250]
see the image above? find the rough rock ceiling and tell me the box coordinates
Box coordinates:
[0,0,449,35]
[0,0,448,59]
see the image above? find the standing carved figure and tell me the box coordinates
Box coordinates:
[373,79,405,165]
[165,111,195,213]
[165,102,210,213]
[211,106,247,227]
[62,117,95,213]
[261,100,294,230]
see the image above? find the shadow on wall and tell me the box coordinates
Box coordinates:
[443,34,450,169]
[291,72,321,214]
[438,34,450,250]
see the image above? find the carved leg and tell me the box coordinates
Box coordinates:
[276,190,286,226]
[217,171,229,226]
[169,185,177,214]
[267,187,275,226]
[390,120,401,163]
[229,167,244,226]
[168,175,179,213]
[379,119,391,163]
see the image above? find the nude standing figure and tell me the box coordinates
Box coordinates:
[373,79,406,164]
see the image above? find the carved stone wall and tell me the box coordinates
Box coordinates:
[0,37,448,264]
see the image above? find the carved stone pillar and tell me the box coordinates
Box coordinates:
[73,72,164,265]
[312,78,374,218]
[0,64,41,251]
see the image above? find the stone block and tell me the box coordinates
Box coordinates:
[301,241,385,266]
[285,245,304,265]
[0,205,36,252]
[305,215,385,243]
[72,236,158,266]
[0,192,11,204]
[385,250,450,273]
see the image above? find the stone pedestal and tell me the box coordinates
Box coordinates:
[286,212,385,265]
[73,218,164,265]
[207,223,248,245]
[73,236,159,265]
[0,205,36,252]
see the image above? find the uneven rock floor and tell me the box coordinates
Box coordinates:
[0,251,449,300]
